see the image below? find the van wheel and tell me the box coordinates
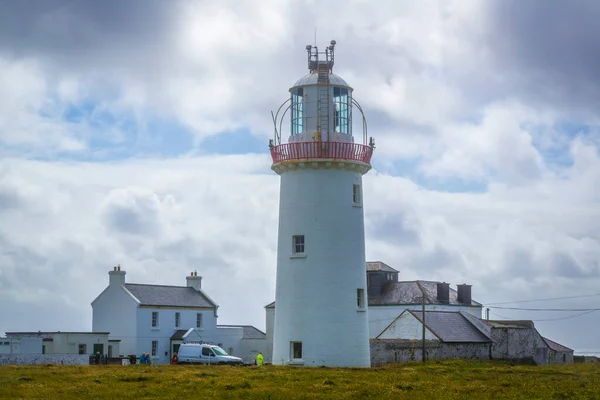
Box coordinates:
[218,362,226,365]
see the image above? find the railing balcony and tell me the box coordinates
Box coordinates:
[270,142,373,165]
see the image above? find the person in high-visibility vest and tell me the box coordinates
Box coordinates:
[256,352,264,367]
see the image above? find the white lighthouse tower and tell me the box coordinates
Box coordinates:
[269,41,375,367]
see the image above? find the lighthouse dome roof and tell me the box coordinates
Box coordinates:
[291,72,352,91]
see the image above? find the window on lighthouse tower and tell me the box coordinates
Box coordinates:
[353,184,361,205]
[292,235,305,254]
[291,88,304,134]
[333,87,350,134]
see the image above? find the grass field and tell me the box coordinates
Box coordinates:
[1,360,599,399]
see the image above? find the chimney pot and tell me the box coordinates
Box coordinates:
[186,272,202,291]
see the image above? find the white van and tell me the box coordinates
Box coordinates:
[177,343,243,365]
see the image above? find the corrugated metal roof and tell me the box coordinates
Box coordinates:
[291,72,352,89]
[218,325,266,340]
[124,284,216,308]
[543,337,573,352]
[410,311,492,343]
[370,280,482,307]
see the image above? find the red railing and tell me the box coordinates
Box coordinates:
[270,142,373,164]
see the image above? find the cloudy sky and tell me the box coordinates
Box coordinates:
[1,0,599,354]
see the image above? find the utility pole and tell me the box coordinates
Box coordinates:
[422,293,426,362]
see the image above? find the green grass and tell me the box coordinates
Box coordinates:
[1,360,599,399]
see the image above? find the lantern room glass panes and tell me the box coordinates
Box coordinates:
[333,86,350,134]
[291,88,304,134]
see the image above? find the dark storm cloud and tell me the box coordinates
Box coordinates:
[0,0,179,69]
[486,0,600,109]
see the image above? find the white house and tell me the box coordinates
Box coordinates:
[92,267,218,364]
[365,261,483,338]
[92,266,265,364]
[4,332,116,356]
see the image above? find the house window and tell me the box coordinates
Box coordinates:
[353,184,361,205]
[357,288,365,309]
[291,342,302,360]
[292,235,305,254]
[152,341,158,357]
[196,313,203,328]
[152,312,159,328]
[175,312,180,328]
[78,344,87,354]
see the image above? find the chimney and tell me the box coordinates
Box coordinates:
[186,270,202,291]
[436,282,450,304]
[109,264,126,286]
[457,283,472,304]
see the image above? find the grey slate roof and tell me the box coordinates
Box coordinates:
[484,320,535,329]
[410,311,492,343]
[366,261,398,273]
[218,325,266,340]
[264,301,275,309]
[124,284,216,308]
[170,330,188,340]
[370,280,482,307]
[543,337,573,352]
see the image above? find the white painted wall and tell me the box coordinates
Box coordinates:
[265,306,274,363]
[136,308,217,364]
[273,166,370,367]
[377,312,437,340]
[44,333,111,355]
[0,337,42,354]
[92,284,138,356]
[369,305,482,339]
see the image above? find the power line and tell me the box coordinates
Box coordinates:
[489,308,600,322]
[488,306,600,312]
[485,292,600,306]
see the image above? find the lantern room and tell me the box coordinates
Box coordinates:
[270,40,374,169]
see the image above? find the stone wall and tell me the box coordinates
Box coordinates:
[370,339,491,366]
[0,354,89,366]
[490,327,549,364]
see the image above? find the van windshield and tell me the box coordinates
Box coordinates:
[210,346,228,356]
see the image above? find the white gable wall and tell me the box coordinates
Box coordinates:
[377,311,438,340]
[369,305,482,338]
[92,285,138,356]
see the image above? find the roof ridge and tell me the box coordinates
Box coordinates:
[125,283,188,289]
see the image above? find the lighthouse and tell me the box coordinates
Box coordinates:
[269,41,375,367]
